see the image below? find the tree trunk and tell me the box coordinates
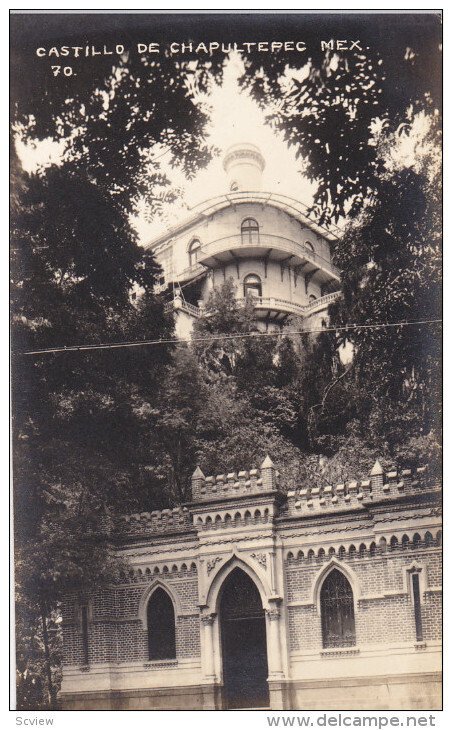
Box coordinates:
[40,603,56,710]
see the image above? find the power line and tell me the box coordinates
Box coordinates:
[17,318,442,357]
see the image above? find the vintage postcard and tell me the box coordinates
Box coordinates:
[10,11,442,713]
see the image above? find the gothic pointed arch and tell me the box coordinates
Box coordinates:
[310,558,360,610]
[146,586,177,660]
[204,553,272,613]
[219,566,270,709]
[320,568,356,649]
[138,579,182,628]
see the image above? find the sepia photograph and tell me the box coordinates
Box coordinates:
[10,10,442,713]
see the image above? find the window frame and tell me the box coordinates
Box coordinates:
[320,568,356,649]
[410,569,424,641]
[188,239,201,267]
[147,586,177,661]
[241,218,260,244]
[243,273,262,299]
[80,603,90,666]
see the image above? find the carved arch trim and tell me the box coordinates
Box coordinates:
[204,552,273,613]
[311,558,361,612]
[138,579,182,629]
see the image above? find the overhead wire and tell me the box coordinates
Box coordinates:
[17,318,442,356]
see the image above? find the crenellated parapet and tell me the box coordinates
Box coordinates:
[191,455,279,502]
[116,507,191,536]
[286,461,434,517]
[113,460,436,538]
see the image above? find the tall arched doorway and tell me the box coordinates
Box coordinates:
[219,568,269,709]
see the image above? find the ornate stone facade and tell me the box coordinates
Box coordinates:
[59,457,442,711]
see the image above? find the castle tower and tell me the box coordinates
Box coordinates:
[148,144,342,338]
[223,143,265,192]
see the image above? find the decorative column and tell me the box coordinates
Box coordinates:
[266,607,284,679]
[266,601,289,709]
[201,613,217,681]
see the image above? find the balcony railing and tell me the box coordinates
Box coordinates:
[173,261,208,283]
[164,299,203,317]
[165,291,340,320]
[303,291,341,314]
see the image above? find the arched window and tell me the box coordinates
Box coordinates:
[309,294,317,303]
[241,218,260,244]
[305,240,315,253]
[147,587,176,660]
[320,569,356,649]
[243,273,262,299]
[188,239,201,267]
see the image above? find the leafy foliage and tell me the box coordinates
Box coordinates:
[241,13,441,221]
[329,164,441,446]
[11,158,173,709]
[11,16,223,218]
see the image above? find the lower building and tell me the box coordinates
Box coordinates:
[59,458,442,711]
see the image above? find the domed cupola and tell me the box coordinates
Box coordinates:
[223,143,265,192]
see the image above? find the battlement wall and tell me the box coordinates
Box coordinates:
[286,462,433,517]
[191,454,278,502]
[116,507,192,537]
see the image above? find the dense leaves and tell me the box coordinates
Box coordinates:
[12,14,441,222]
[329,164,441,446]
[12,16,223,218]
[242,14,441,221]
[11,159,173,709]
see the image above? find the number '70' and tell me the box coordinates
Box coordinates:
[51,66,74,76]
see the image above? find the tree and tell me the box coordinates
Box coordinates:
[11,15,224,218]
[285,329,357,449]
[241,13,441,222]
[192,278,256,376]
[11,159,174,709]
[146,347,207,503]
[329,165,441,449]
[190,280,354,486]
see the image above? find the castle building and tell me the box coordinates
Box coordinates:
[146,143,342,338]
[59,458,441,711]
[58,148,441,711]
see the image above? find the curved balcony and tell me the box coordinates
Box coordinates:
[164,291,341,322]
[194,233,340,285]
[146,191,342,252]
[303,291,341,315]
[235,291,340,320]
